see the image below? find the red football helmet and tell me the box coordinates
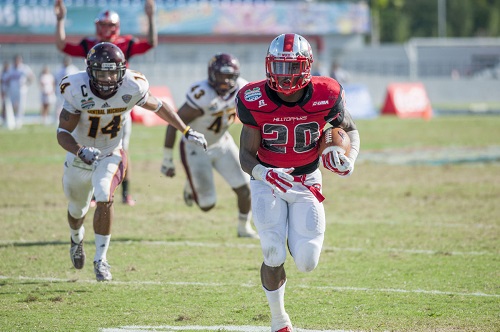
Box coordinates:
[265,33,313,95]
[95,10,120,42]
[86,42,127,98]
[208,53,240,96]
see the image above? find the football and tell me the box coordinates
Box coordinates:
[318,127,351,156]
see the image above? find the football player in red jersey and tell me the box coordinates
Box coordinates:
[54,0,158,206]
[236,33,361,332]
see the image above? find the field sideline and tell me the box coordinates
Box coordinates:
[0,115,499,332]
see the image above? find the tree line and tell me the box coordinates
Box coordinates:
[361,0,500,43]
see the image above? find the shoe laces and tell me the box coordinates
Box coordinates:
[71,241,84,258]
[95,260,111,271]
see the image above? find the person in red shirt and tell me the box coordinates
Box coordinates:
[237,33,361,332]
[54,0,158,206]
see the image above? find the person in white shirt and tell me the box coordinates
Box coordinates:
[57,42,207,281]
[53,56,79,124]
[39,65,56,125]
[6,54,34,129]
[1,61,11,127]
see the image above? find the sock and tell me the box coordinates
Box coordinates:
[238,212,250,222]
[122,179,129,198]
[94,234,111,262]
[264,280,289,324]
[238,212,251,227]
[70,226,85,243]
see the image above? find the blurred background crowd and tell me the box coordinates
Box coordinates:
[1,0,499,129]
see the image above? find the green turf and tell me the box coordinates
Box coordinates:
[0,116,499,331]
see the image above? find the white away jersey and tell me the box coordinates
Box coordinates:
[185,77,248,146]
[60,70,149,155]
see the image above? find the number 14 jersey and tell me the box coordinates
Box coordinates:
[60,70,149,155]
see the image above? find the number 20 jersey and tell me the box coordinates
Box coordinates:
[236,76,346,174]
[60,70,149,155]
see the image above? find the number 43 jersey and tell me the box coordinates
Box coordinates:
[60,70,149,155]
[236,76,346,174]
[185,77,248,147]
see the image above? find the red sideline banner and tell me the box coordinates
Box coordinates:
[131,86,177,126]
[381,82,432,120]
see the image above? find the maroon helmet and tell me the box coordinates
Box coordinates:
[86,42,127,98]
[208,53,240,96]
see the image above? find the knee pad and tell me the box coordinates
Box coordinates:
[291,241,321,272]
[261,234,287,268]
[68,202,89,220]
[199,204,215,212]
[196,191,217,211]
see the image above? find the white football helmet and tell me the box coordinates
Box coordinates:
[265,33,314,95]
[95,10,120,42]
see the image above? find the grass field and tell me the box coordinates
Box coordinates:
[0,115,499,332]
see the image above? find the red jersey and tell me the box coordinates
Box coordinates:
[236,76,345,175]
[62,35,153,62]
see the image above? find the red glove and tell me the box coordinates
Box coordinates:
[252,164,294,193]
[321,147,354,176]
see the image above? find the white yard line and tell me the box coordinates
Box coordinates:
[0,275,498,298]
[101,325,356,332]
[102,326,356,332]
[135,240,496,256]
[0,239,495,256]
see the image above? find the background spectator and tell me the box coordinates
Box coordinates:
[53,56,80,125]
[330,60,350,85]
[5,54,34,129]
[39,65,56,125]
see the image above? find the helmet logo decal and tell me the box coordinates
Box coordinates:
[101,63,117,70]
[244,87,262,102]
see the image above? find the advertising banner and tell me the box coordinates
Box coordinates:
[0,0,370,36]
[381,82,433,120]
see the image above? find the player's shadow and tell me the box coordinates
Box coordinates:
[0,238,152,248]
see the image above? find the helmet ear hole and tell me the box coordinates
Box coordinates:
[265,33,313,95]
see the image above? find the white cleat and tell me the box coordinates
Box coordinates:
[93,260,112,282]
[237,222,260,239]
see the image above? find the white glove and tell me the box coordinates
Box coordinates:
[161,147,175,177]
[252,164,294,193]
[185,128,207,150]
[321,146,354,176]
[77,146,101,165]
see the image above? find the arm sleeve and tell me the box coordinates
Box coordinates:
[127,38,153,58]
[326,86,346,127]
[236,95,258,128]
[62,42,88,58]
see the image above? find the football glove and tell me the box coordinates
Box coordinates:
[185,128,207,150]
[77,146,101,165]
[321,146,354,177]
[252,164,294,193]
[161,147,175,177]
